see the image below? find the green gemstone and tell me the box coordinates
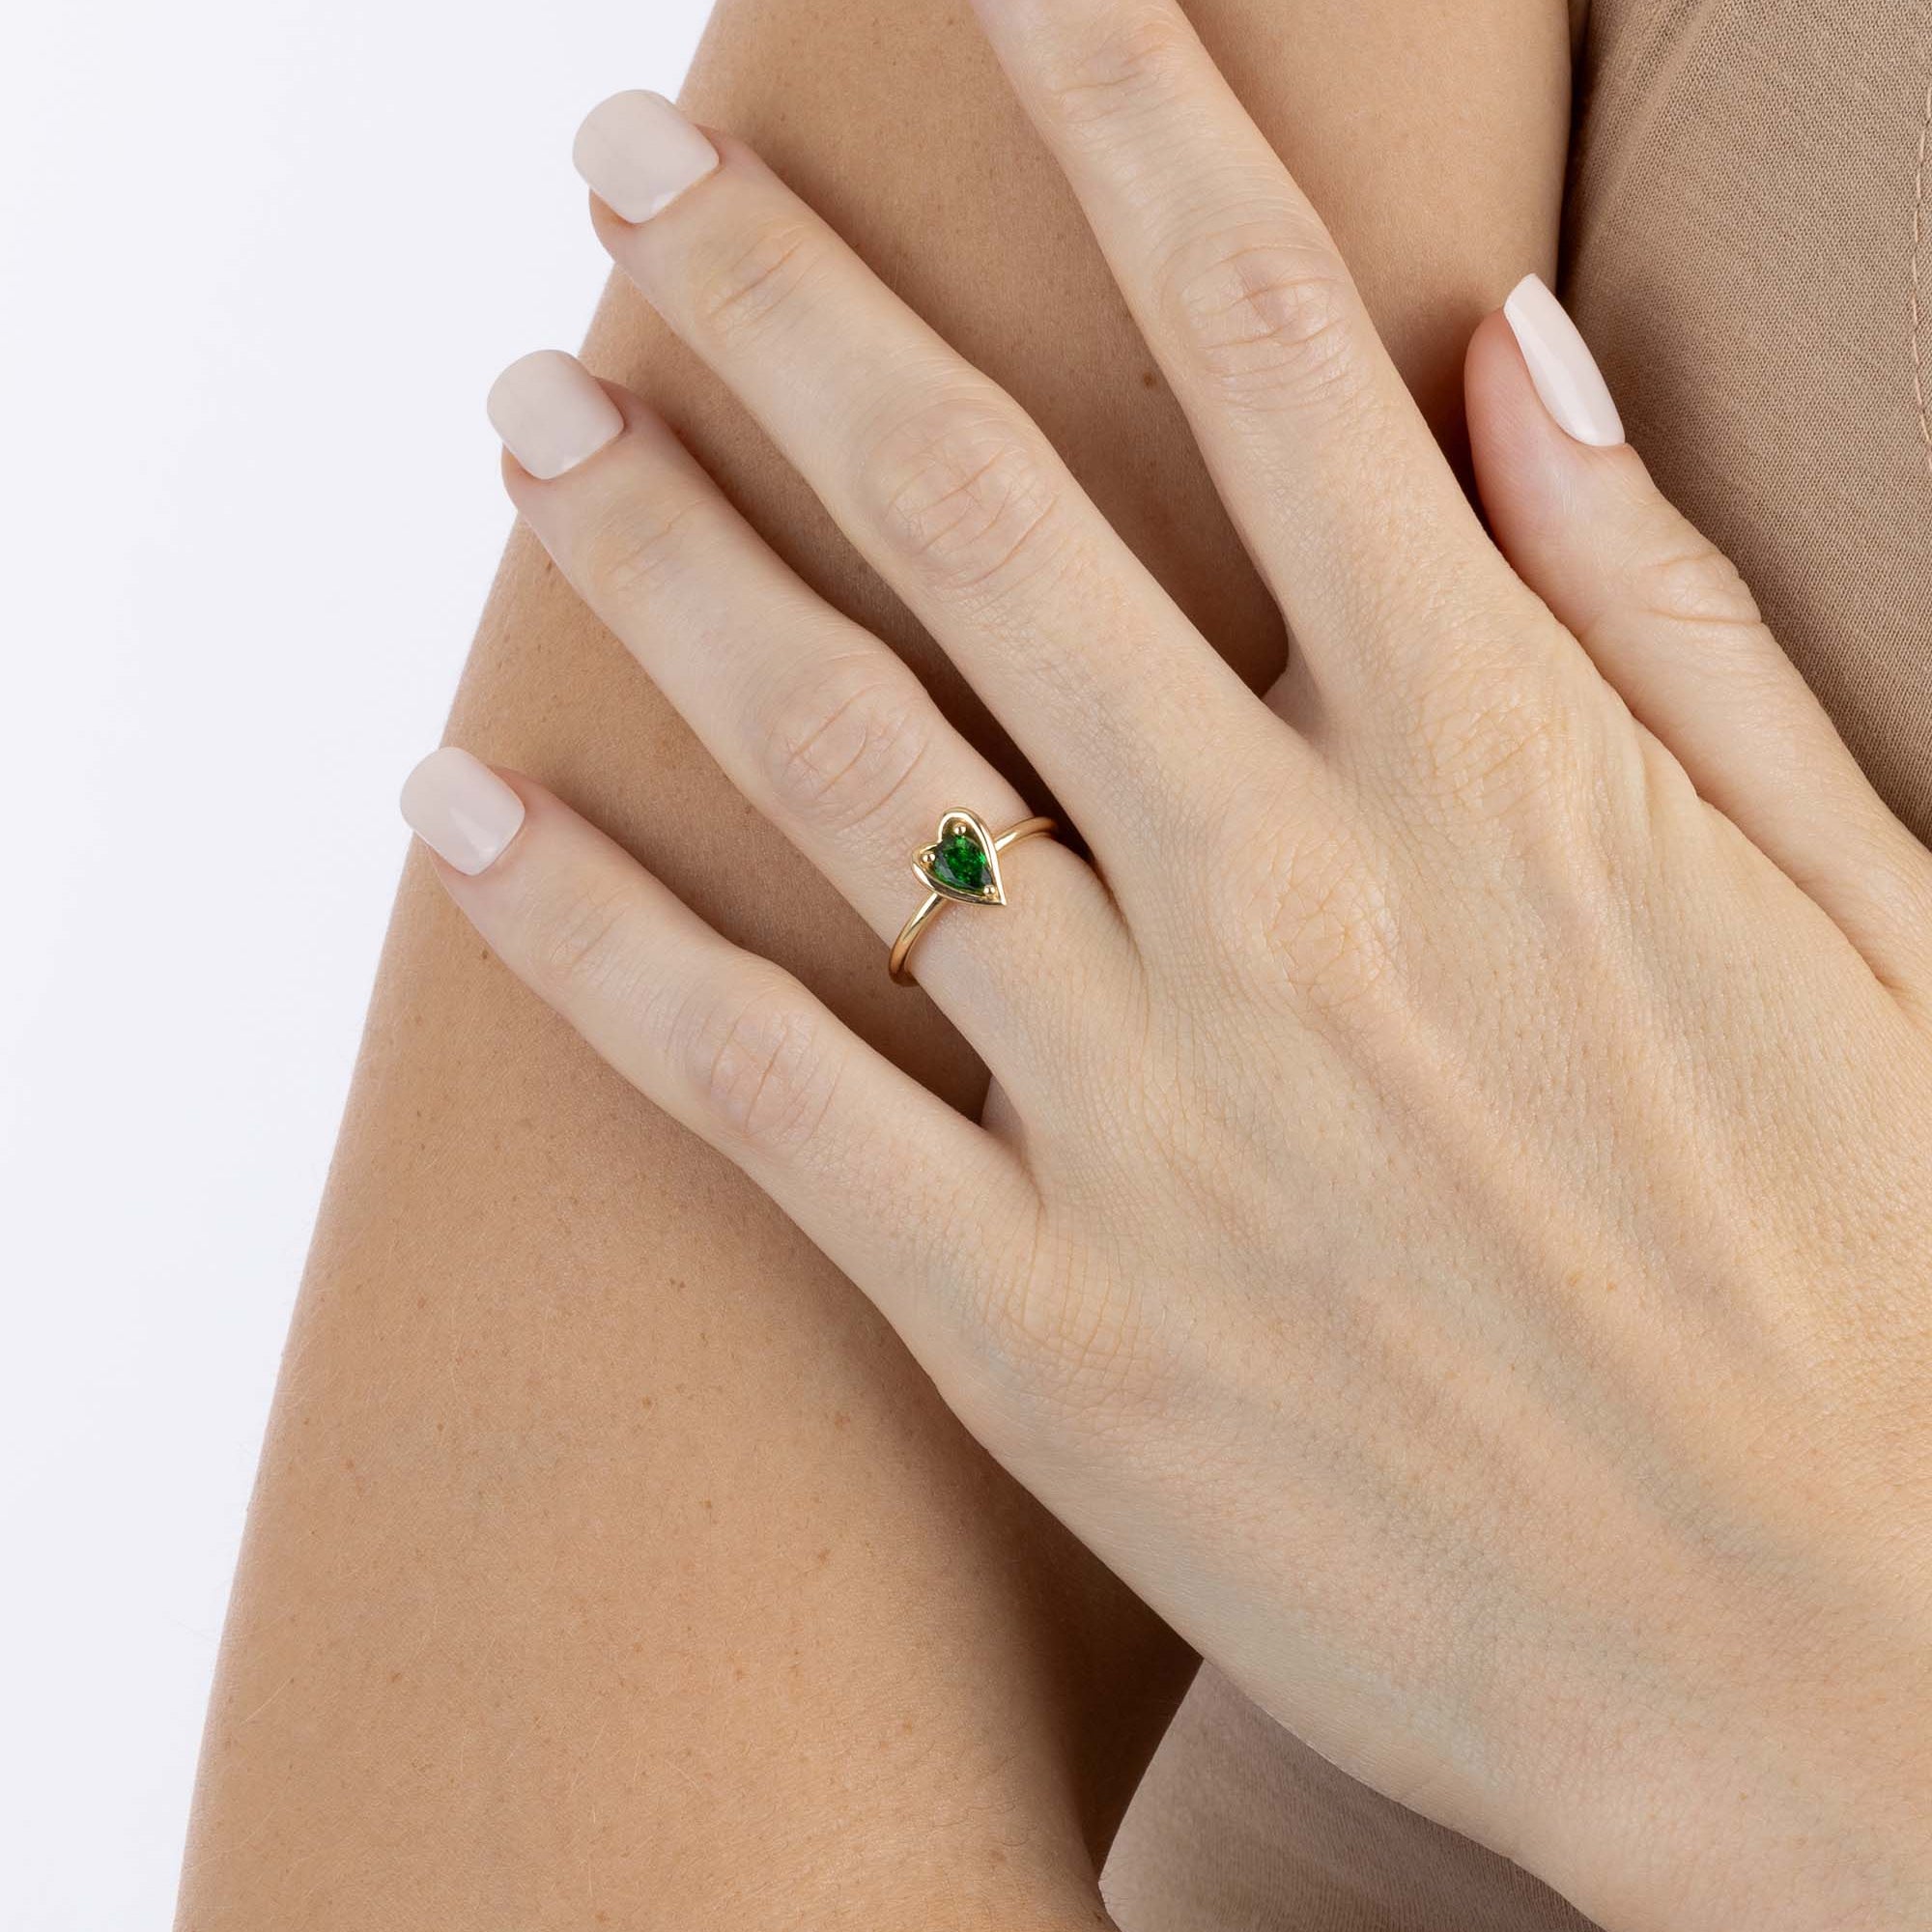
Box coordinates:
[932,826,991,895]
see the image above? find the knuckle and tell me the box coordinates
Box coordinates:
[1632,536,1764,635]
[1031,3,1196,135]
[670,968,841,1151]
[970,1242,1162,1431]
[1217,800,1400,1013]
[684,215,823,350]
[521,876,642,1008]
[572,487,712,606]
[756,656,932,838]
[1405,657,1579,820]
[857,391,1067,602]
[1159,229,1365,410]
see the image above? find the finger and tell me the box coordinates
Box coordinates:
[569,92,1277,847]
[1469,287,1932,989]
[486,351,1130,1084]
[398,750,1031,1371]
[959,0,1505,695]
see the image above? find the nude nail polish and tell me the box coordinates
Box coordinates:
[487,350,623,479]
[400,748,526,875]
[1503,273,1626,448]
[572,90,720,223]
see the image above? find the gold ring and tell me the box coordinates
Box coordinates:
[889,808,1058,986]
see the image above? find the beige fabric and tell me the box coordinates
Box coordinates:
[1102,3,1932,1923]
[1105,1667,1599,1930]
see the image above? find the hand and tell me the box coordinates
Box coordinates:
[401,4,1932,1924]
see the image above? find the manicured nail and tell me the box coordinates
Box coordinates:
[400,748,526,875]
[572,90,720,223]
[487,350,624,479]
[1503,274,1626,448]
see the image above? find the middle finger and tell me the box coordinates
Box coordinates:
[571,95,1280,857]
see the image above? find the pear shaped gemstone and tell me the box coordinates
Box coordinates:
[931,825,991,895]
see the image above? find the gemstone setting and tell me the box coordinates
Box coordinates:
[913,810,1006,906]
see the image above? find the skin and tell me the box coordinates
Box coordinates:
[175,2,1571,1927]
[412,2,1932,1928]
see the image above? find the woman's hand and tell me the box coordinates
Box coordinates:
[401,3,1932,1923]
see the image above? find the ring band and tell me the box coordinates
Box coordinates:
[889,808,1058,986]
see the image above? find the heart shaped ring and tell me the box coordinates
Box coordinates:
[889,808,1058,985]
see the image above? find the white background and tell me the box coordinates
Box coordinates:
[0,4,708,1923]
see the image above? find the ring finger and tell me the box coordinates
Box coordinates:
[485,352,1130,1085]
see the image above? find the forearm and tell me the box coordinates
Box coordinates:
[177,2,1572,1925]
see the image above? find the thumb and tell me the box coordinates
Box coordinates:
[1467,277,1932,990]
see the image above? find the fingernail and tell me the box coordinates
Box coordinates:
[486,350,624,479]
[400,748,526,875]
[572,90,720,223]
[1502,273,1626,448]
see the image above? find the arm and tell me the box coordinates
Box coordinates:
[176,3,1573,1925]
